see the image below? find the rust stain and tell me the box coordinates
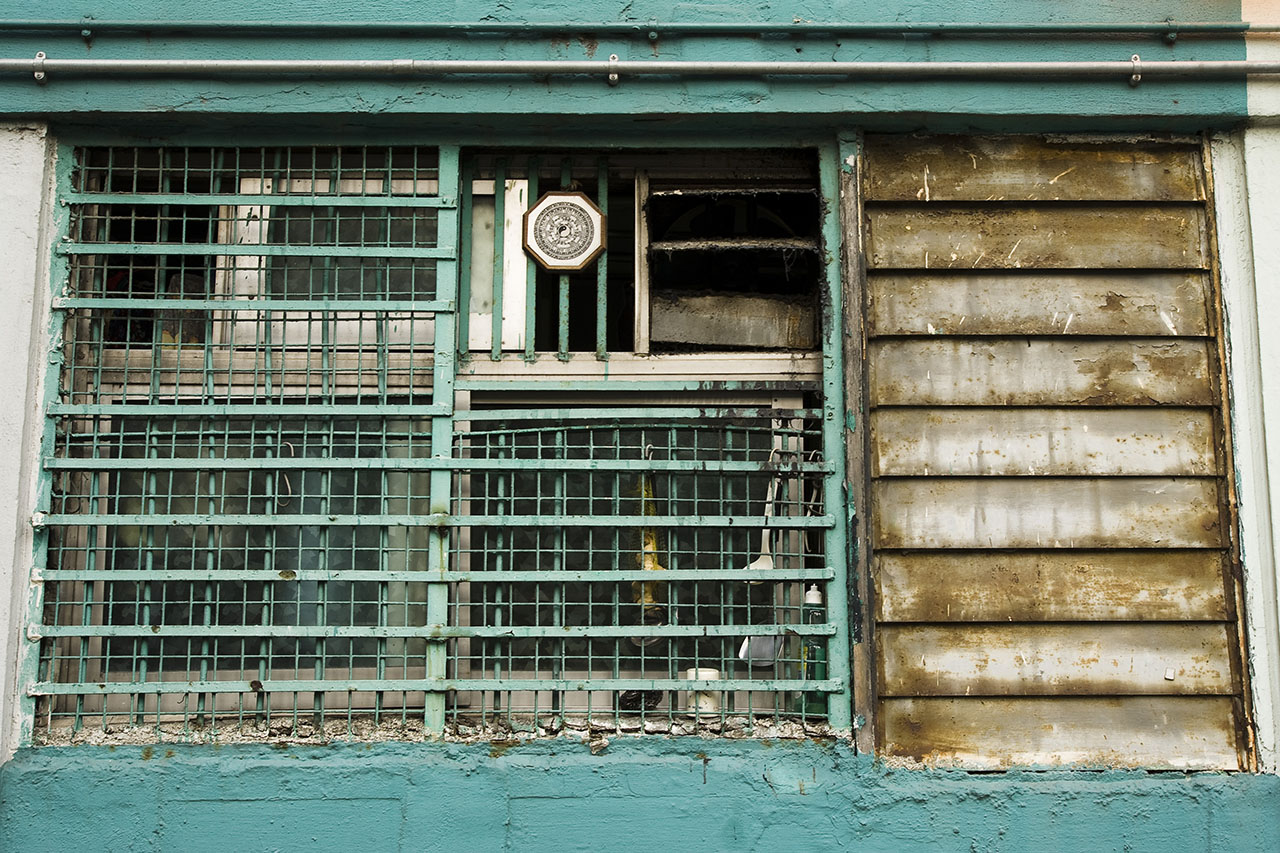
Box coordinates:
[1100,291,1127,312]
[489,739,520,758]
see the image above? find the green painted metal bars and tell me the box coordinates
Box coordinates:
[30,143,853,740]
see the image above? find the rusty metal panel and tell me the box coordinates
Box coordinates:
[867,271,1209,337]
[872,477,1223,549]
[649,292,816,349]
[864,137,1202,202]
[869,339,1212,406]
[866,205,1208,270]
[870,408,1217,477]
[879,697,1242,769]
[875,550,1230,622]
[879,623,1234,696]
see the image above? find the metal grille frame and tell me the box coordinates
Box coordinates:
[22,141,854,743]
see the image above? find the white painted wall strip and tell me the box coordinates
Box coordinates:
[1213,131,1280,772]
[0,124,53,764]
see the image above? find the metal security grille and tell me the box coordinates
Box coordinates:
[447,406,838,730]
[28,143,850,741]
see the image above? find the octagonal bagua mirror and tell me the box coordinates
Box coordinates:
[522,191,607,271]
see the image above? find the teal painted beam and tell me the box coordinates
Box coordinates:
[0,1,1247,127]
[0,0,1244,28]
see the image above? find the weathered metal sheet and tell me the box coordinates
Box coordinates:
[870,408,1217,476]
[866,206,1208,270]
[869,339,1212,406]
[864,137,1202,202]
[875,550,1230,622]
[867,271,1209,337]
[872,477,1222,549]
[879,623,1234,696]
[879,697,1242,769]
[649,292,816,349]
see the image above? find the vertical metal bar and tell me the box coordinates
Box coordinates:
[524,158,539,362]
[313,148,340,724]
[558,158,572,360]
[551,425,564,715]
[198,431,217,723]
[258,432,274,723]
[594,158,609,361]
[490,158,505,362]
[374,182,392,722]
[425,144,461,733]
[456,158,473,360]
[821,139,853,732]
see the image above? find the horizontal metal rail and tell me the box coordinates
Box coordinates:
[455,379,819,392]
[42,568,834,584]
[59,242,450,258]
[455,406,821,421]
[46,456,832,473]
[7,55,1280,82]
[39,567,836,582]
[64,192,453,208]
[39,512,835,528]
[31,677,845,695]
[47,403,447,417]
[38,622,836,639]
[0,19,1267,36]
[52,298,450,312]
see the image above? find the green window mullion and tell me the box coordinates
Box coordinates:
[424,144,460,732]
[818,140,853,730]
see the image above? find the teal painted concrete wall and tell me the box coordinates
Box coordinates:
[2,740,1279,852]
[0,1,1248,131]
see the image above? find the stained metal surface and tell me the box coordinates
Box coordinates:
[870,339,1213,406]
[866,205,1208,270]
[870,407,1217,476]
[875,550,1230,622]
[864,137,1202,202]
[879,623,1234,696]
[880,697,1243,769]
[864,134,1245,770]
[867,271,1209,337]
[873,477,1223,549]
[649,293,815,349]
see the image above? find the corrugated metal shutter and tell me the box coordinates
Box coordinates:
[862,136,1251,769]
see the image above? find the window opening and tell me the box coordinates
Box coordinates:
[31,144,849,742]
[461,150,820,359]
